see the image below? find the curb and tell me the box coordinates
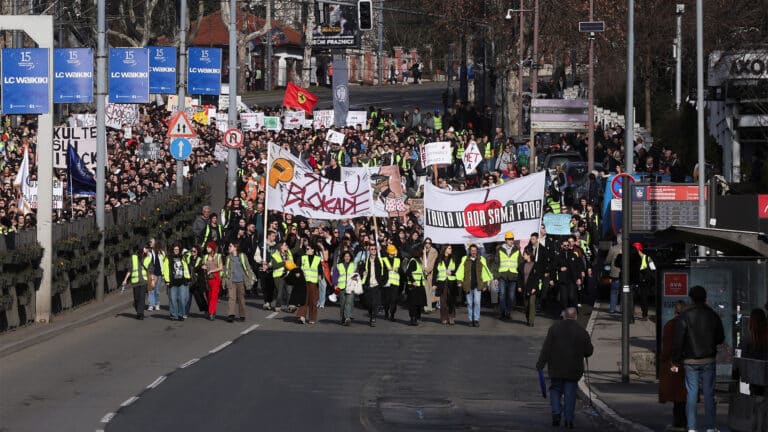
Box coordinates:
[578,302,655,432]
[0,294,133,359]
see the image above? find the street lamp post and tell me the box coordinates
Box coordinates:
[587,0,595,172]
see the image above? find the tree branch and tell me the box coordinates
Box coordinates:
[107,29,141,47]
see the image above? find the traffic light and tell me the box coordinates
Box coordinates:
[358,0,373,31]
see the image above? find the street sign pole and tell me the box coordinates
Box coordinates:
[177,0,187,195]
[622,0,635,384]
[696,0,706,258]
[227,0,238,200]
[96,0,106,302]
[587,0,595,173]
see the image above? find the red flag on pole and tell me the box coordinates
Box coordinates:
[283,82,318,114]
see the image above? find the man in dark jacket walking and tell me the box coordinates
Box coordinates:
[671,285,725,432]
[537,307,594,429]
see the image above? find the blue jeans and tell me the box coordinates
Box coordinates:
[609,278,621,313]
[685,362,716,431]
[498,278,517,316]
[466,288,481,322]
[148,276,163,307]
[318,278,327,307]
[168,284,188,318]
[340,292,354,321]
[550,378,577,422]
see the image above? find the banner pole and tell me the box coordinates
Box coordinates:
[262,143,271,263]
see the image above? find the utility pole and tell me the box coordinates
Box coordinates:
[265,0,273,91]
[674,4,684,111]
[587,0,595,172]
[227,0,238,199]
[95,0,106,302]
[177,0,187,195]
[518,0,525,138]
[696,0,706,257]
[621,0,635,384]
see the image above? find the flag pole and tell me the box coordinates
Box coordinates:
[262,143,271,264]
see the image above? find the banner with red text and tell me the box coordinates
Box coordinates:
[267,143,374,219]
[424,171,546,244]
[342,165,410,218]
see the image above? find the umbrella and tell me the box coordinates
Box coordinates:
[537,369,547,399]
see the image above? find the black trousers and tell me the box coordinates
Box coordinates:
[262,273,275,305]
[133,284,146,316]
[672,401,686,428]
[559,282,577,311]
[635,282,650,317]
[365,287,381,318]
[190,279,208,312]
[383,285,400,316]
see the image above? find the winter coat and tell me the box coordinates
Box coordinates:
[536,319,594,381]
[659,317,687,403]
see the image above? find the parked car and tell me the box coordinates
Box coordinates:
[540,151,583,178]
[561,161,605,207]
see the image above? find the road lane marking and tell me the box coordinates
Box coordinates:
[100,413,115,423]
[120,396,139,407]
[241,324,260,334]
[266,312,278,319]
[180,358,199,368]
[147,375,166,389]
[209,341,232,354]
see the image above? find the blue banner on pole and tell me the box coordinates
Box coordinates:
[1,48,50,114]
[54,48,93,103]
[187,47,221,95]
[109,48,149,103]
[148,46,177,94]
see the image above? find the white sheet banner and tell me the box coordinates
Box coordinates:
[424,141,452,166]
[342,165,408,217]
[284,111,305,130]
[424,171,546,244]
[240,112,264,131]
[268,143,374,219]
[53,126,97,171]
[345,111,368,129]
[326,129,345,145]
[105,103,140,129]
[462,141,482,173]
[313,110,334,129]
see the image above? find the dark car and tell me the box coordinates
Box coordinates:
[561,161,604,207]
[540,151,583,177]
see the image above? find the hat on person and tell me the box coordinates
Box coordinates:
[285,261,297,271]
[504,231,515,240]
[206,241,217,251]
[632,242,643,252]
[386,244,397,255]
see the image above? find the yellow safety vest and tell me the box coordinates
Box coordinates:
[411,260,424,287]
[640,254,649,271]
[498,249,520,274]
[456,143,465,159]
[484,143,492,159]
[271,250,293,278]
[130,254,148,283]
[336,262,356,289]
[547,197,561,214]
[161,256,191,283]
[436,259,457,282]
[382,257,401,286]
[302,255,321,283]
[433,115,442,131]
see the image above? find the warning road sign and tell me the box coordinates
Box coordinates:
[223,128,244,149]
[167,111,196,138]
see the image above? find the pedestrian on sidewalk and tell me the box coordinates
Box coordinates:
[659,300,688,431]
[671,285,725,432]
[536,307,594,429]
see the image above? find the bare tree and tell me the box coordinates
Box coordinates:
[220,0,272,93]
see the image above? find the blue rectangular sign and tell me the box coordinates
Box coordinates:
[1,48,50,114]
[187,47,221,95]
[109,48,149,103]
[54,48,93,103]
[148,46,176,94]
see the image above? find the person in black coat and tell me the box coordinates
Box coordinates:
[519,248,543,327]
[285,261,306,318]
[537,307,594,429]
[360,243,387,327]
[554,239,583,316]
[405,255,428,326]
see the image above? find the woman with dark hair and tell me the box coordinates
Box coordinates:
[405,251,428,326]
[184,245,208,315]
[435,244,459,326]
[166,242,190,321]
[202,241,223,320]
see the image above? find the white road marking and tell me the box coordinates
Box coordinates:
[100,413,115,423]
[146,375,166,389]
[209,341,232,354]
[241,324,260,334]
[266,312,278,319]
[179,358,199,368]
[120,396,139,407]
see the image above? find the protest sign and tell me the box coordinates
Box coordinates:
[424,141,452,166]
[53,126,97,171]
[105,102,140,129]
[462,141,483,173]
[284,111,305,130]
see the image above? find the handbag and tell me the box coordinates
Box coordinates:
[146,275,156,291]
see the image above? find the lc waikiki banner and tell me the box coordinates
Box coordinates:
[2,48,49,114]
[267,143,374,220]
[54,48,93,103]
[424,171,546,244]
[188,47,222,95]
[148,46,177,94]
[109,48,150,103]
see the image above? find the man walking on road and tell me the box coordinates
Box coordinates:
[536,307,594,429]
[456,244,493,327]
[671,285,725,432]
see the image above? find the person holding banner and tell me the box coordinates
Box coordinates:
[455,244,493,327]
[381,245,403,322]
[436,245,459,325]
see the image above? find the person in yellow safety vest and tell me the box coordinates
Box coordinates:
[268,241,294,311]
[201,214,226,249]
[333,251,357,326]
[163,242,191,321]
[433,109,443,131]
[547,195,561,214]
[381,244,402,322]
[223,241,255,322]
[494,231,521,320]
[405,256,428,326]
[122,243,151,320]
[298,244,323,324]
[184,245,208,314]
[456,244,494,327]
[436,245,459,325]
[634,242,655,320]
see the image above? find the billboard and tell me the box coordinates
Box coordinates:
[312,1,360,48]
[530,99,589,132]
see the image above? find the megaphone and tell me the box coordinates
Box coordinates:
[328,293,338,303]
[269,158,294,188]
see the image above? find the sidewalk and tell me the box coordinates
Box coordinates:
[581,303,732,432]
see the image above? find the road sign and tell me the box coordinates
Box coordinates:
[611,173,635,198]
[223,128,244,149]
[167,111,196,138]
[579,21,605,33]
[170,137,192,160]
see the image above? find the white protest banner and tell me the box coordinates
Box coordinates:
[105,103,140,129]
[284,110,305,130]
[124,127,132,139]
[136,138,161,160]
[53,126,98,171]
[313,110,334,129]
[326,129,345,145]
[268,143,373,219]
[25,181,38,210]
[302,118,314,129]
[214,144,229,162]
[345,111,368,129]
[342,165,408,217]
[240,112,263,131]
[424,171,546,244]
[75,113,96,127]
[424,141,452,166]
[264,116,282,131]
[215,113,229,133]
[462,141,482,173]
[53,180,64,210]
[167,95,193,112]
